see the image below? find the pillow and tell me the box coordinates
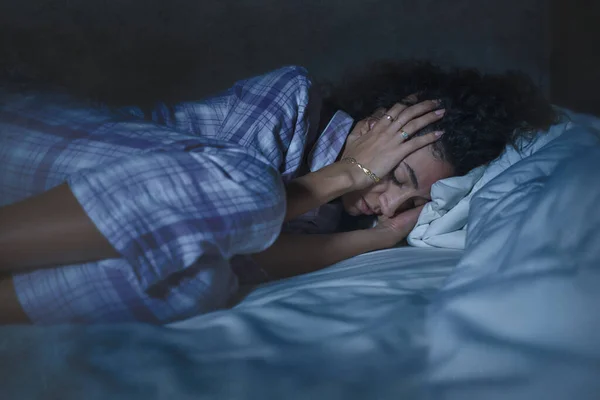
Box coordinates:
[444,123,600,288]
[425,125,600,398]
[407,110,600,249]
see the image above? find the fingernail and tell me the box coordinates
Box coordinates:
[433,99,442,105]
[435,130,445,137]
[435,108,446,116]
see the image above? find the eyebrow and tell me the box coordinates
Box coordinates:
[403,161,419,189]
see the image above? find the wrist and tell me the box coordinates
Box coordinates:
[284,162,356,222]
[339,157,380,190]
[314,161,358,196]
[333,158,373,191]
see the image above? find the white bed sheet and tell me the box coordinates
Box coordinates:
[169,246,460,351]
[427,124,600,399]
[0,248,461,399]
[408,108,600,249]
[2,116,600,400]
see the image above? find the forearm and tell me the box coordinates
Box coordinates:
[284,162,357,222]
[0,184,119,273]
[251,230,392,280]
[0,276,30,324]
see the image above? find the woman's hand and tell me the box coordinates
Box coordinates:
[370,204,425,248]
[340,100,445,190]
[283,99,444,223]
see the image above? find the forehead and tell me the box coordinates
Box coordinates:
[400,144,455,190]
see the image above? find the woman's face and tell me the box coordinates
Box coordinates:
[341,114,455,218]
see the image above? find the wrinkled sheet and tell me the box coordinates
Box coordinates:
[0,248,461,399]
[1,123,600,399]
[427,125,600,399]
[408,110,600,249]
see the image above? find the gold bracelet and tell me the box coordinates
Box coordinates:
[341,157,381,183]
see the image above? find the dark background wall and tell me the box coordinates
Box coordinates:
[0,0,550,104]
[0,0,598,114]
[551,0,600,115]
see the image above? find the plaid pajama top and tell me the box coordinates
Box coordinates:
[0,66,354,323]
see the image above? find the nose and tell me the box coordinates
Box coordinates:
[379,191,411,218]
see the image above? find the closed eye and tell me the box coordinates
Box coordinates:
[389,175,417,208]
[390,174,402,186]
[389,172,423,209]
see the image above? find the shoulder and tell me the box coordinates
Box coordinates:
[235,66,315,96]
[228,65,319,117]
[262,65,313,85]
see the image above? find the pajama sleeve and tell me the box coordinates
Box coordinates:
[69,66,319,292]
[67,140,286,292]
[119,66,322,180]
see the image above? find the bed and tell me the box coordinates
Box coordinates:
[0,248,459,399]
[0,113,599,399]
[2,0,599,397]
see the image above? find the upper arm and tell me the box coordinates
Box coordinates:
[65,145,286,292]
[213,66,321,178]
[115,66,316,147]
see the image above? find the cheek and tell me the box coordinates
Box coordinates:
[341,191,362,212]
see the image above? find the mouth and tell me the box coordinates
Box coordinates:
[358,197,374,215]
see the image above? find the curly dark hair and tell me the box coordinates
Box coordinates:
[321,61,559,176]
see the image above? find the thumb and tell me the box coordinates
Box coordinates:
[395,204,425,225]
[378,204,425,234]
[393,204,425,235]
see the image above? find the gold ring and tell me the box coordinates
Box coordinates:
[382,114,395,122]
[401,130,410,140]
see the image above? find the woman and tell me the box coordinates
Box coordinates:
[0,62,556,323]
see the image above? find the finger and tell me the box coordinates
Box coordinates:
[385,102,410,119]
[366,107,388,131]
[388,204,425,238]
[393,100,441,128]
[399,109,446,139]
[398,130,444,157]
[373,103,408,128]
[402,93,420,105]
[398,203,425,221]
[366,117,378,132]
[371,107,387,119]
[402,204,425,228]
[396,204,425,228]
